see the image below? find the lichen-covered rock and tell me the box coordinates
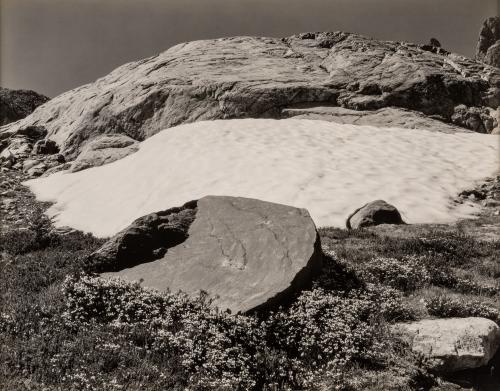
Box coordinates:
[394,317,500,372]
[1,32,498,163]
[100,196,323,313]
[346,200,404,229]
[0,87,49,126]
[70,134,139,172]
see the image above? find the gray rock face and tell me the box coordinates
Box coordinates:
[451,104,498,133]
[394,317,500,372]
[88,200,198,272]
[33,139,59,155]
[100,196,323,313]
[477,17,500,67]
[0,87,49,126]
[485,41,500,68]
[1,32,498,162]
[282,106,469,133]
[70,134,139,172]
[346,200,404,229]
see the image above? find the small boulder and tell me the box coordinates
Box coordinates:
[99,196,323,313]
[0,137,32,160]
[33,139,59,155]
[451,105,496,133]
[346,200,404,229]
[26,162,47,177]
[17,125,47,140]
[394,317,500,373]
[70,134,139,172]
[22,159,40,172]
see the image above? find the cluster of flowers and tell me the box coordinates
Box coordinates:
[61,275,391,389]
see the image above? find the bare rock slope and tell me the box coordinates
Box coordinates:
[99,196,323,314]
[1,32,499,164]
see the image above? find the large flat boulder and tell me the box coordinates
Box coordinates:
[1,31,498,164]
[100,196,323,313]
[394,317,500,373]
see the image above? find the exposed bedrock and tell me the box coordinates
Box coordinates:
[1,31,498,169]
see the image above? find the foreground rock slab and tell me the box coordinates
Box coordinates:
[101,196,323,313]
[394,317,500,373]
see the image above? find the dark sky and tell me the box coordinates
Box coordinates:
[1,0,498,97]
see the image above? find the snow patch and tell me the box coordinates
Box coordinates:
[26,119,499,238]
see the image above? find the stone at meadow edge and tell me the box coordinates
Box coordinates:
[97,196,323,314]
[346,200,404,229]
[393,317,500,373]
[1,31,498,167]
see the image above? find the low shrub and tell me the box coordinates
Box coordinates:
[361,256,430,293]
[420,259,498,296]
[319,227,499,270]
[57,275,412,390]
[0,207,55,254]
[362,284,418,323]
[264,288,387,388]
[425,295,500,323]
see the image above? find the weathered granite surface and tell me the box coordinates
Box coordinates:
[1,32,498,164]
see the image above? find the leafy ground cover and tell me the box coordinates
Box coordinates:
[0,171,499,390]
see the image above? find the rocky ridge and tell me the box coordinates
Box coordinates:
[0,87,49,126]
[1,31,499,174]
[477,16,500,68]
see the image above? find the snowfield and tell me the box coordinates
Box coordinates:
[26,119,499,238]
